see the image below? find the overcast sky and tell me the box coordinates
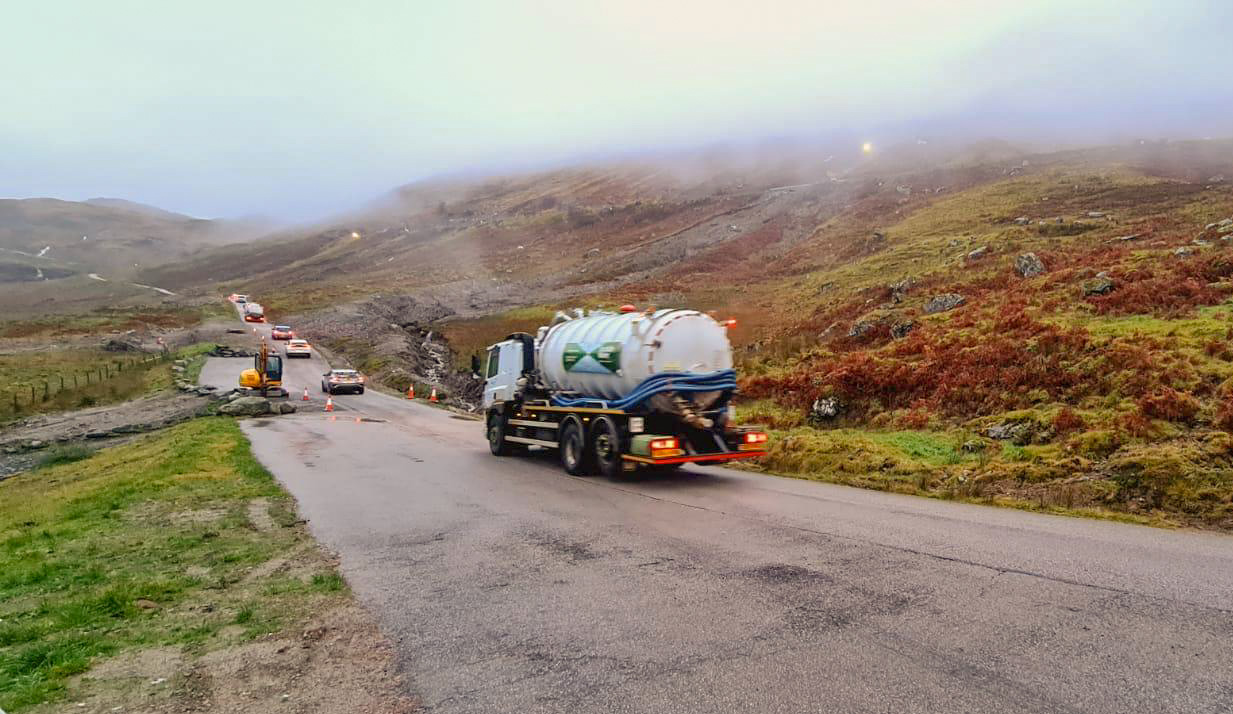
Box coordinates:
[2,0,1229,219]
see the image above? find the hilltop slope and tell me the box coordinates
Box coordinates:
[154,139,1233,528]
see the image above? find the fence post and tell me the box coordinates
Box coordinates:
[11,392,17,411]
[30,385,35,402]
[43,382,49,401]
[59,375,64,390]
[74,374,79,387]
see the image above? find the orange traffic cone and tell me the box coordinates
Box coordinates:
[429,388,438,403]
[302,387,310,401]
[406,384,415,399]
[324,396,334,412]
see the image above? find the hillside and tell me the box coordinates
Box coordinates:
[0,197,279,319]
[0,197,274,280]
[154,139,1233,527]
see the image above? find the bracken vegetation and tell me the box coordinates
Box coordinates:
[437,141,1233,529]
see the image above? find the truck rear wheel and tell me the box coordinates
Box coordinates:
[590,416,625,480]
[559,417,593,476]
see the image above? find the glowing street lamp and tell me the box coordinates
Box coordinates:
[862,142,873,155]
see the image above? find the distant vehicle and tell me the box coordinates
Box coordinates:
[231,294,248,304]
[480,306,767,479]
[271,325,295,340]
[284,338,311,358]
[321,368,365,395]
[243,302,265,323]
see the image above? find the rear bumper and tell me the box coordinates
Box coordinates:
[327,384,364,393]
[285,352,311,358]
[621,450,766,466]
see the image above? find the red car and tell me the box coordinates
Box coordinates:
[271,325,295,340]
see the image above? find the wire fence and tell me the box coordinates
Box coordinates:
[2,351,172,417]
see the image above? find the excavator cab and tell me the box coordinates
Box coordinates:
[260,353,283,383]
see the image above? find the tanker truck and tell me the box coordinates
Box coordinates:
[480,306,768,479]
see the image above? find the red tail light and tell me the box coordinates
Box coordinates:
[743,432,768,444]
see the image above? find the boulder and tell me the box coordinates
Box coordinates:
[217,397,272,416]
[808,397,843,423]
[1015,253,1046,278]
[1219,224,1233,235]
[961,439,986,453]
[101,338,141,352]
[967,246,989,261]
[888,278,913,303]
[986,421,1035,445]
[1083,273,1116,296]
[1014,216,1031,226]
[277,401,298,415]
[924,294,965,314]
[848,321,876,338]
[1175,247,1195,257]
[890,321,915,339]
[1087,211,1107,219]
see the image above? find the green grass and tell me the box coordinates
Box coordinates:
[0,342,218,424]
[0,418,347,712]
[34,445,92,470]
[0,304,225,340]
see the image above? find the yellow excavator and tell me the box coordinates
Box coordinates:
[239,338,288,397]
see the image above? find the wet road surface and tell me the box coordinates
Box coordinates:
[199,327,1233,714]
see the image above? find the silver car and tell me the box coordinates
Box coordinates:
[321,369,365,395]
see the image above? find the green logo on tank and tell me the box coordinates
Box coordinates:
[562,343,587,371]
[563,341,622,374]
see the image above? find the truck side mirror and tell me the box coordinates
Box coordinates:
[470,354,481,377]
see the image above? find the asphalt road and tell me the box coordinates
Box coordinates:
[200,321,1233,714]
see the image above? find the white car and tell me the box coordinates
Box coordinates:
[284,339,312,359]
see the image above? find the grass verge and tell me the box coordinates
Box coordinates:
[0,418,348,712]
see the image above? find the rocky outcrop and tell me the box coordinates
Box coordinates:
[888,278,913,304]
[890,321,915,339]
[217,397,273,416]
[924,294,965,314]
[808,397,843,423]
[1082,272,1115,296]
[848,321,876,338]
[1015,253,1045,278]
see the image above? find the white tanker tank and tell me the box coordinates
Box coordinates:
[537,308,733,400]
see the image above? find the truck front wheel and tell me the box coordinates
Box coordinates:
[560,417,593,476]
[488,414,514,456]
[590,416,625,480]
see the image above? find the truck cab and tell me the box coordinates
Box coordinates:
[482,338,525,408]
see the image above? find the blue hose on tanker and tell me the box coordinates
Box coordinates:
[549,369,737,410]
